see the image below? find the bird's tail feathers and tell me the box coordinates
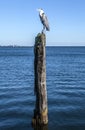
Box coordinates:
[46,26,50,31]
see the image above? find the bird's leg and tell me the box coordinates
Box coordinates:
[42,25,45,33]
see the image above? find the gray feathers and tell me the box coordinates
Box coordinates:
[37,9,50,32]
[39,13,50,31]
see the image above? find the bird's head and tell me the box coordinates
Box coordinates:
[37,8,44,14]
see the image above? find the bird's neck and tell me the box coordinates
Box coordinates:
[40,11,44,17]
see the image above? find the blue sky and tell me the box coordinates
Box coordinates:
[0,0,85,46]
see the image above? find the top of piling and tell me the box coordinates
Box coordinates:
[35,33,46,46]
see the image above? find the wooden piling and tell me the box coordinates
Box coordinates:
[32,33,48,126]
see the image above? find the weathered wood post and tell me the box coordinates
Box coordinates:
[32,33,48,126]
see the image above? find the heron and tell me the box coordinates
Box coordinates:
[37,8,50,33]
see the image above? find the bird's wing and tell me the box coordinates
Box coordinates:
[44,15,50,31]
[40,13,50,31]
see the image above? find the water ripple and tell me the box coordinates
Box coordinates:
[0,47,85,129]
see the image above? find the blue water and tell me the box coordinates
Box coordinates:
[0,46,85,130]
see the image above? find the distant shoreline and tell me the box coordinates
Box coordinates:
[0,45,33,48]
[0,45,85,48]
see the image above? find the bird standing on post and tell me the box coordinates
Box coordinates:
[37,8,50,33]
